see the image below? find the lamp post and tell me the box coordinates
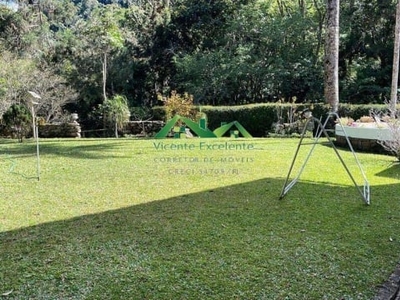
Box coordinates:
[28,91,41,181]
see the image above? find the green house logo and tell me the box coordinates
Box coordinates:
[154,115,252,139]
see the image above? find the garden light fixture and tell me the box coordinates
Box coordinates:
[28,91,41,181]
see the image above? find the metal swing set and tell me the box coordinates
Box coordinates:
[279,111,370,205]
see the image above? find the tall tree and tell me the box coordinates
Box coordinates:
[391,0,400,117]
[121,2,171,105]
[324,0,339,112]
[76,5,124,102]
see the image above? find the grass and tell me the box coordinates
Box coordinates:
[0,137,400,299]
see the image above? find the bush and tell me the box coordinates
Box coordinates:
[158,91,196,121]
[102,95,130,138]
[377,111,400,161]
[2,104,32,142]
[379,121,400,160]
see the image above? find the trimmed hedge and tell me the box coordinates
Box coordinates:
[202,104,277,137]
[152,103,392,137]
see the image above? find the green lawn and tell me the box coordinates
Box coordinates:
[1,137,399,299]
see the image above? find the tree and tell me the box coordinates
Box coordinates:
[2,103,32,142]
[0,52,77,122]
[59,3,126,114]
[79,5,125,103]
[390,0,400,117]
[324,0,339,113]
[102,94,130,138]
[0,52,34,116]
[30,65,78,122]
[113,2,168,106]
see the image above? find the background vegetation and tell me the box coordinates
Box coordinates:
[1,0,399,131]
[152,103,392,137]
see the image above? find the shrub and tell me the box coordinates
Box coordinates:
[102,95,131,138]
[377,111,400,161]
[83,95,131,138]
[158,91,196,121]
[2,103,32,142]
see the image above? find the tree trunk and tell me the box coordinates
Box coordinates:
[390,0,400,117]
[102,52,107,136]
[313,0,325,66]
[102,51,107,102]
[324,0,340,113]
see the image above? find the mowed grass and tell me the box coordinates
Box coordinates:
[0,137,399,299]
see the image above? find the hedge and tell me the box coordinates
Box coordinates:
[152,103,392,137]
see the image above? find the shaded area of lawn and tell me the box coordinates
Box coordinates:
[0,139,140,160]
[375,162,400,179]
[1,178,400,299]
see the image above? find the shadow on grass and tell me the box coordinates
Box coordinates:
[0,139,137,159]
[1,178,400,299]
[375,162,400,179]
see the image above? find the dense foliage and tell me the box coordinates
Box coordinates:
[2,103,32,141]
[0,0,398,126]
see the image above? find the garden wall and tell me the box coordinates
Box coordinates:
[39,121,164,138]
[123,121,164,136]
[335,135,385,153]
[39,123,81,138]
